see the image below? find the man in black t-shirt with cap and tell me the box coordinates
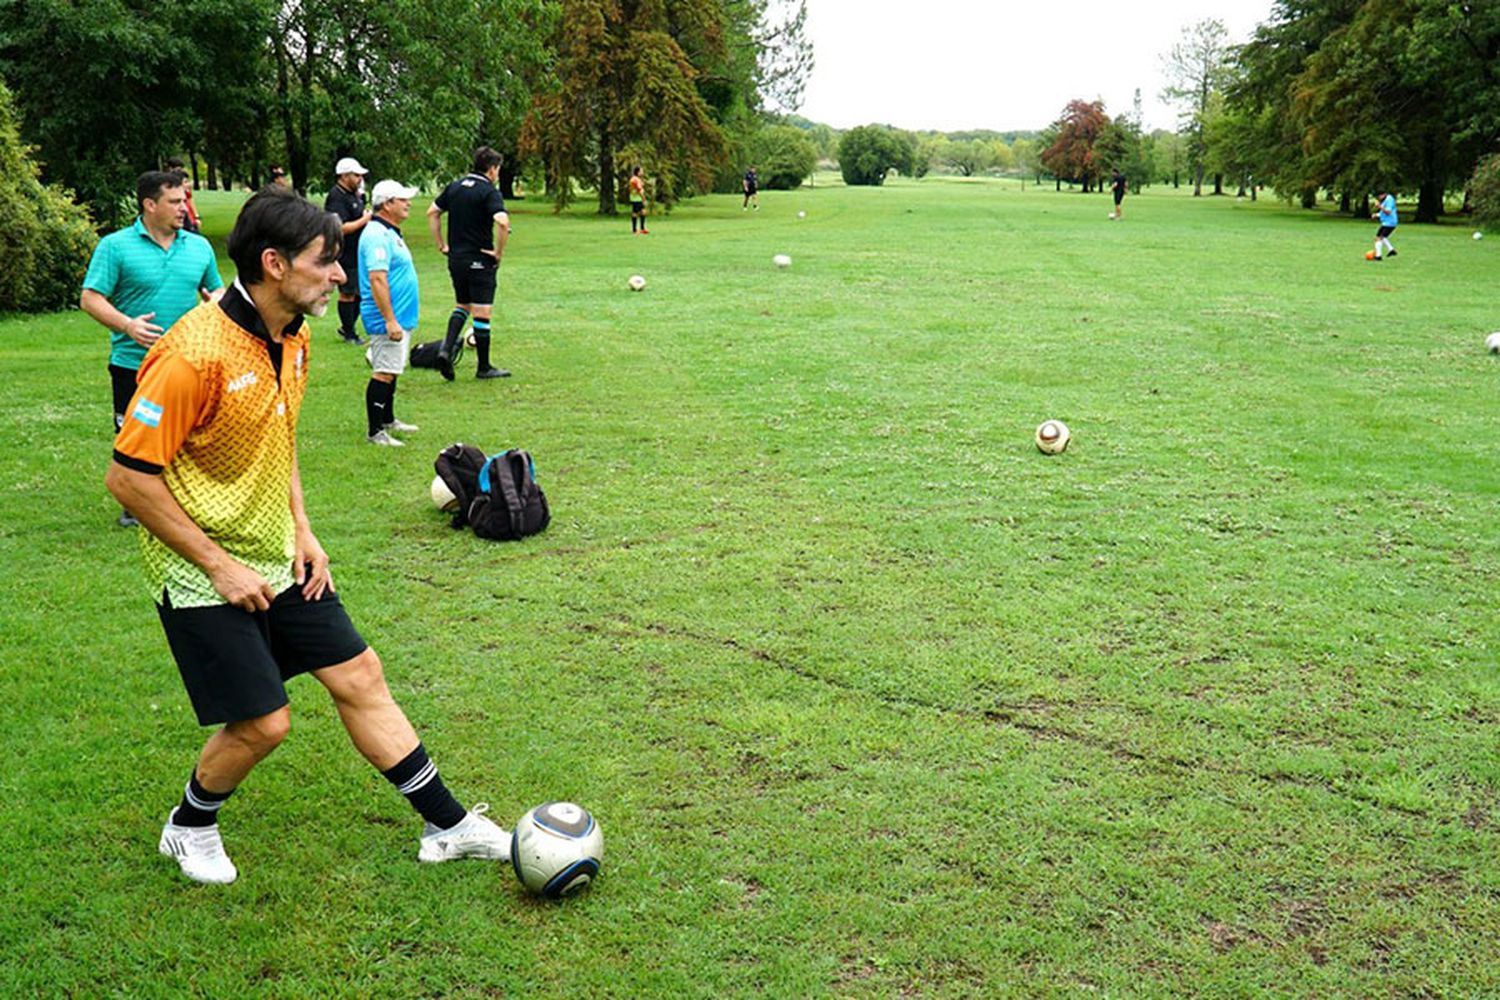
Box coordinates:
[325,156,372,344]
[426,146,511,380]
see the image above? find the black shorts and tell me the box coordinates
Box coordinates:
[448,257,497,306]
[1113,189,1125,205]
[110,363,138,432]
[630,200,646,216]
[1376,225,1395,239]
[156,584,368,726]
[338,259,361,296]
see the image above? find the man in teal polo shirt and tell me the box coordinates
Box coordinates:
[81,171,224,526]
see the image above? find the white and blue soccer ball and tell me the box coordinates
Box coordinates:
[773,254,792,269]
[1035,419,1071,455]
[628,274,647,291]
[511,802,604,899]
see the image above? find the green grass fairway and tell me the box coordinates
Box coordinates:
[2,178,1498,997]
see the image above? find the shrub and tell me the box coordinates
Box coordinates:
[1472,154,1500,232]
[0,82,96,313]
[750,125,817,190]
[837,125,915,187]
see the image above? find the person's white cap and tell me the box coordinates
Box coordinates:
[370,179,418,207]
[334,156,369,176]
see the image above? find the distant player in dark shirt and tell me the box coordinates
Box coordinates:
[325,157,372,345]
[427,145,511,380]
[742,166,759,211]
[1109,169,1126,220]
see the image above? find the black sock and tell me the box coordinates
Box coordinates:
[473,319,491,370]
[174,771,233,828]
[338,300,359,338]
[444,307,468,352]
[382,744,466,829]
[387,376,398,424]
[632,215,638,232]
[366,379,392,436]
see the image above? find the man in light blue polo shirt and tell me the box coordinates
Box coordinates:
[81,170,223,526]
[358,179,421,446]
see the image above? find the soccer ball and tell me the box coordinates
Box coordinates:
[510,802,604,899]
[628,274,646,291]
[773,254,792,269]
[430,474,459,513]
[1486,332,1500,354]
[1475,231,1485,241]
[1035,420,1070,455]
[465,329,476,347]
[797,210,806,219]
[1364,250,1377,260]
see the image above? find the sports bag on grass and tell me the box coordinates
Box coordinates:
[410,339,442,369]
[433,443,487,528]
[469,449,550,541]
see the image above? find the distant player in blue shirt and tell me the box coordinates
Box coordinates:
[1370,189,1398,261]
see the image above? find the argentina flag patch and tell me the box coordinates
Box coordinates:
[131,397,163,428]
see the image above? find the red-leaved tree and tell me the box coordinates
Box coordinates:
[1040,99,1110,192]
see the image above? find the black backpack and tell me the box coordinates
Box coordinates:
[433,443,487,529]
[469,449,550,541]
[411,337,463,370]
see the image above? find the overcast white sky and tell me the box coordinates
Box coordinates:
[797,0,1279,134]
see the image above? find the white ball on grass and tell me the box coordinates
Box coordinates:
[430,475,459,513]
[510,802,604,899]
[1485,332,1500,354]
[1035,420,1071,455]
[773,254,792,269]
[628,274,646,291]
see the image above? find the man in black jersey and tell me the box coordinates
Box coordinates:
[325,156,372,344]
[427,146,511,380]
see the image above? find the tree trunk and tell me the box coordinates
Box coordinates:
[1212,173,1223,195]
[206,159,218,191]
[1417,179,1443,223]
[1235,177,1246,197]
[596,123,616,215]
[1357,195,1370,218]
[1339,191,1351,214]
[498,156,521,200]
[1301,187,1316,210]
[1192,164,1204,196]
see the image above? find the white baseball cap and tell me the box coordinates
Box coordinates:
[334,156,368,176]
[370,179,418,206]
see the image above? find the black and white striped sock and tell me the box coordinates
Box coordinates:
[382,744,467,830]
[173,772,233,827]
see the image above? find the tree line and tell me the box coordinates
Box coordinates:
[0,0,812,227]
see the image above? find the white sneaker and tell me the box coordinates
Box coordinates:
[384,419,420,433]
[418,803,511,862]
[159,814,238,884]
[368,430,405,447]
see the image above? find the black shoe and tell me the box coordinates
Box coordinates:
[1386,249,1397,257]
[118,511,139,528]
[339,330,369,346]
[436,349,455,382]
[476,367,511,379]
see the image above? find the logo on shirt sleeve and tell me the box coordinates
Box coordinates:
[131,397,163,428]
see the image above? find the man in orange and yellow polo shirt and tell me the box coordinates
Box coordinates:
[106,187,509,885]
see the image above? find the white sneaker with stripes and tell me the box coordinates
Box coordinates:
[418,802,512,862]
[158,813,238,884]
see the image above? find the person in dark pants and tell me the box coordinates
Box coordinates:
[742,165,759,210]
[629,166,649,234]
[80,171,224,527]
[427,145,511,380]
[1109,168,1127,220]
[105,187,510,885]
[324,156,371,345]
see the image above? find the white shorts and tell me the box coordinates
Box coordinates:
[367,332,411,375]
